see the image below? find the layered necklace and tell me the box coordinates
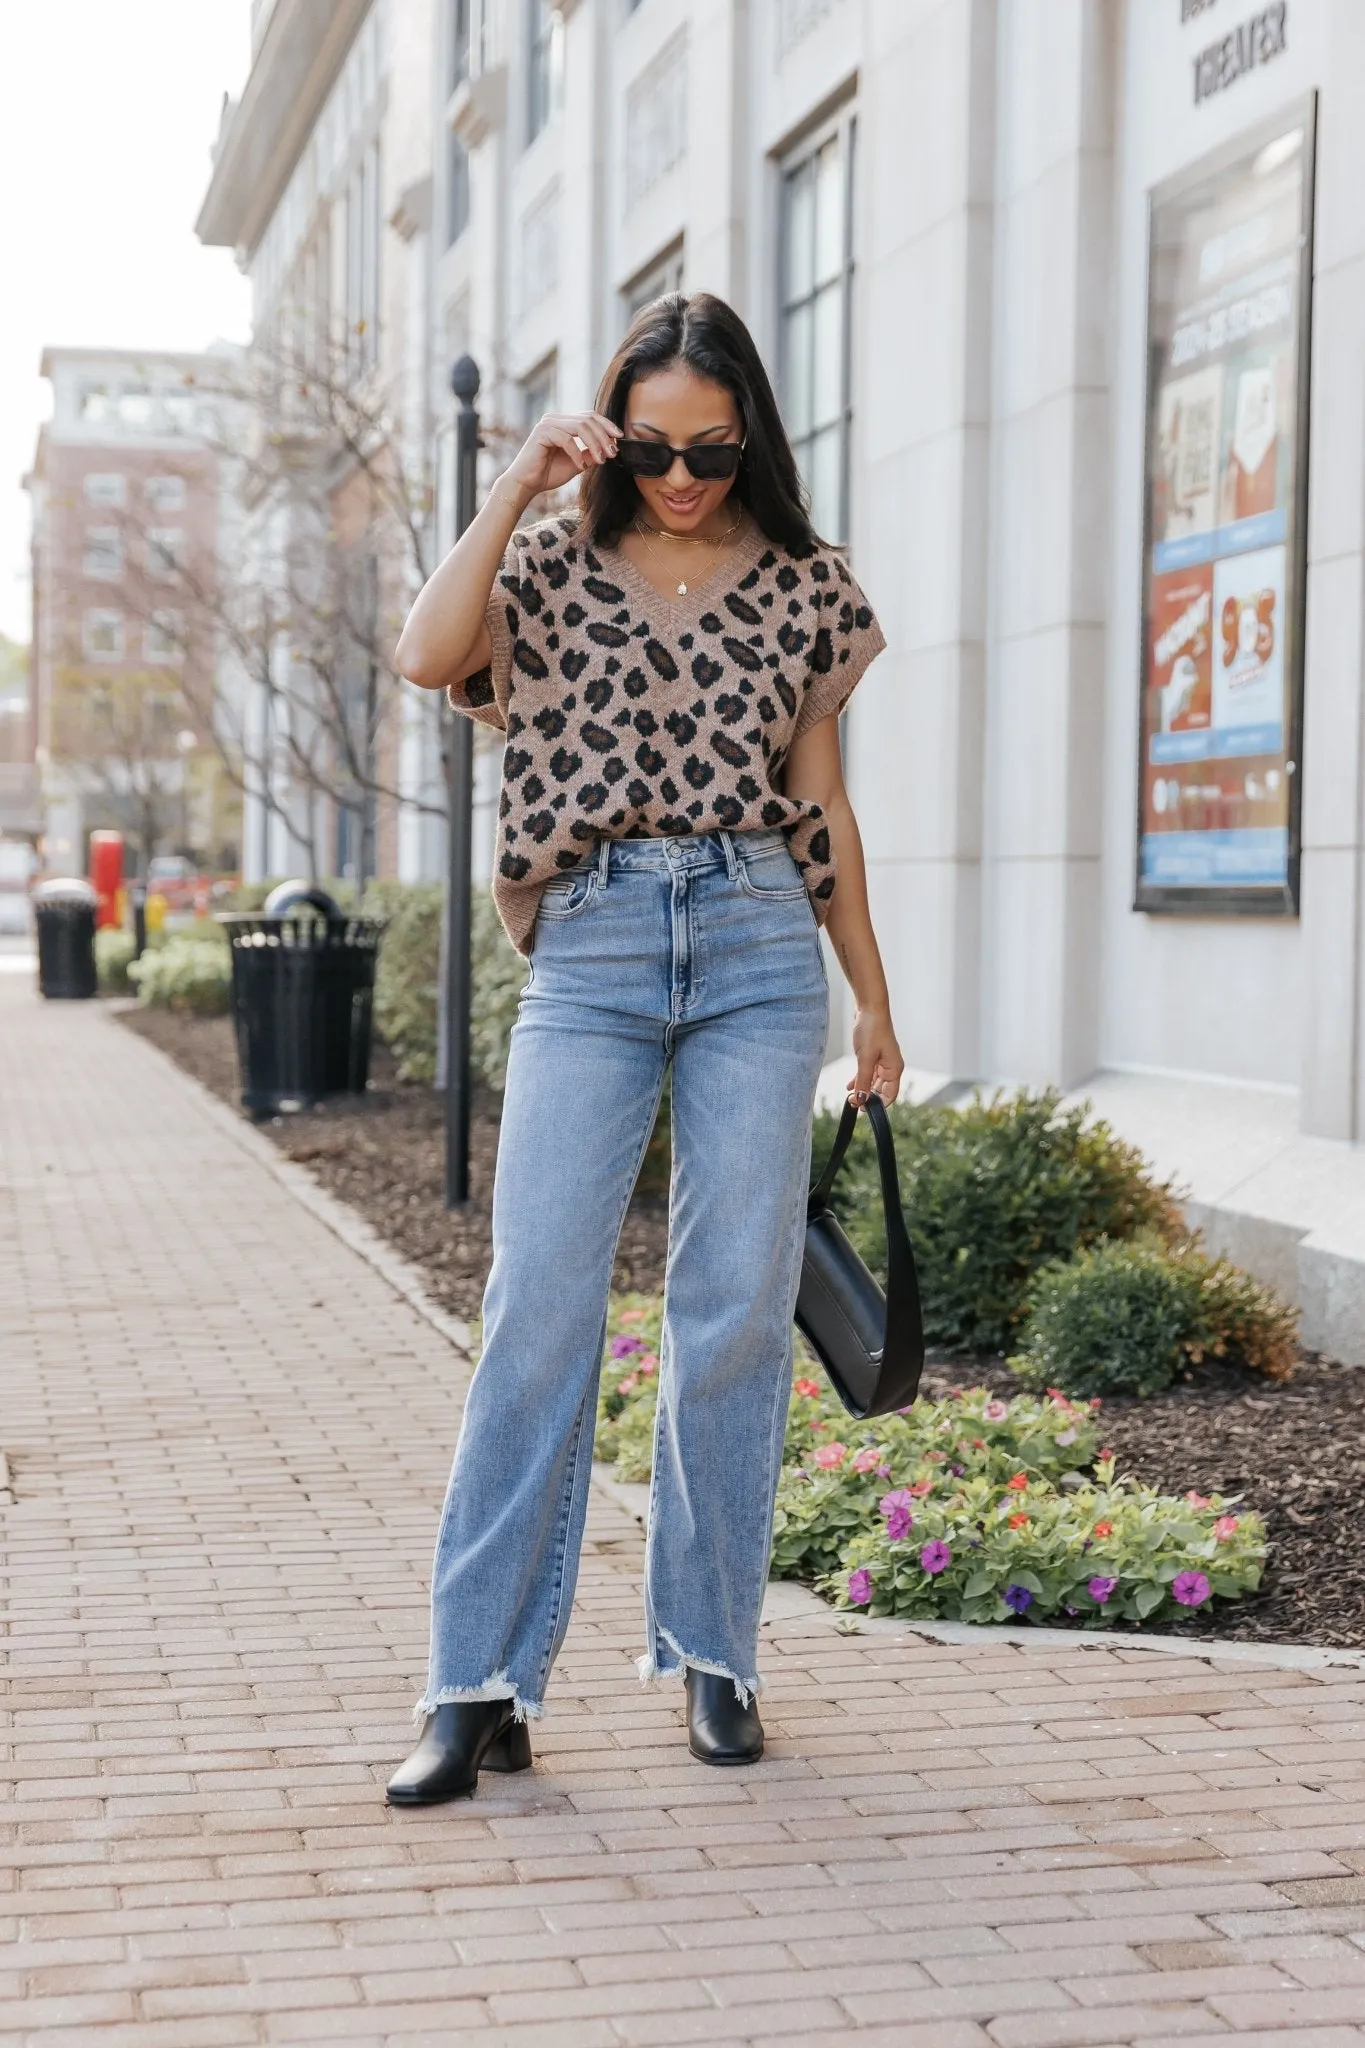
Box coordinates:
[631,507,745,596]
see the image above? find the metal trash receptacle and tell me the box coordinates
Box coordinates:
[217,882,384,1117]
[33,878,98,1000]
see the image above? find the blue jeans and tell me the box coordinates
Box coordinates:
[419,828,829,1721]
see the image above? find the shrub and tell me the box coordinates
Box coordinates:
[594,1294,662,1479]
[95,927,136,994]
[815,1088,1184,1355]
[362,881,442,1084]
[831,1452,1266,1629]
[471,890,529,1091]
[1011,1235,1297,1399]
[128,933,231,1016]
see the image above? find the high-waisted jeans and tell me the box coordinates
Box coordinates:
[418,827,829,1720]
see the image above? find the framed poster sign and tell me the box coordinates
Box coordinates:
[1136,95,1315,915]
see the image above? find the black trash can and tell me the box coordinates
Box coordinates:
[33,878,98,1000]
[217,882,384,1117]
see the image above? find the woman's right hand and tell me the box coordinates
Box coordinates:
[502,411,621,499]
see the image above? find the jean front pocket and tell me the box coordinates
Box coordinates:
[736,843,809,902]
[535,867,599,921]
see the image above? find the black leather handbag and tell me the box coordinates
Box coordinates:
[796,1094,925,1419]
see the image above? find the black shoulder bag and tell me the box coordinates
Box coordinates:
[796,1094,925,1419]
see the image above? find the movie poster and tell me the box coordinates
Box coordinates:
[1137,100,1314,910]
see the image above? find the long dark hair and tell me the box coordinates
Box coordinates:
[578,292,818,553]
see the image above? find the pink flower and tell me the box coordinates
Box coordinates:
[983,1400,1009,1422]
[1186,1492,1212,1510]
[1092,1521,1113,1539]
[813,1443,847,1470]
[1088,1575,1117,1604]
[920,1540,952,1575]
[618,1308,646,1325]
[1173,1571,1211,1607]
[617,1373,639,1394]
[1213,1515,1240,1541]
[910,1478,934,1498]
[851,1447,882,1473]
[847,1568,873,1606]
[638,1354,657,1375]
[794,1378,821,1398]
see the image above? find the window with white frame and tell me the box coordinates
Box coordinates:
[624,241,684,321]
[145,475,187,514]
[526,0,557,144]
[625,34,687,205]
[779,108,856,544]
[80,387,113,424]
[118,390,154,430]
[163,393,198,436]
[345,142,382,372]
[450,0,471,91]
[83,528,123,580]
[521,357,556,429]
[84,472,126,508]
[144,611,184,664]
[447,128,470,246]
[147,528,184,579]
[84,610,124,661]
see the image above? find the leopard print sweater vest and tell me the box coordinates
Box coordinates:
[448,513,885,955]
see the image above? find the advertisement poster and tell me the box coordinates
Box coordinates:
[1138,98,1314,911]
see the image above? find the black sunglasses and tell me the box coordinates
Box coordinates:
[614,438,744,481]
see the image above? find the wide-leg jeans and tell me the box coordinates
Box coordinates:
[418,827,829,1721]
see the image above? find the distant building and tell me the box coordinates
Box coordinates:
[24,346,240,874]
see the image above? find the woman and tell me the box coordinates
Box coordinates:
[387,292,902,1804]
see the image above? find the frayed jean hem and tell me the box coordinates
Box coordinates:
[637,1626,761,1710]
[412,1674,543,1727]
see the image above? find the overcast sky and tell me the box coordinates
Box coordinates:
[0,1,253,644]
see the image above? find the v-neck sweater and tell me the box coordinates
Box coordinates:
[448,512,886,955]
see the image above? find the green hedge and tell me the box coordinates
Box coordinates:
[814,1088,1186,1356]
[128,932,231,1016]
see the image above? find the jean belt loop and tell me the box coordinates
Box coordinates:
[596,835,612,888]
[718,829,740,881]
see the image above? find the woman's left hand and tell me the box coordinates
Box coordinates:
[847,1005,904,1106]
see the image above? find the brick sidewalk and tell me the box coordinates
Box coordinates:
[5,976,1365,2046]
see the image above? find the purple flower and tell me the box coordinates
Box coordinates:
[879,1488,913,1517]
[920,1540,952,1576]
[1172,1570,1211,1608]
[1088,1575,1117,1604]
[884,1505,913,1543]
[610,1335,645,1359]
[1003,1584,1032,1614]
[876,1462,892,1478]
[847,1568,873,1606]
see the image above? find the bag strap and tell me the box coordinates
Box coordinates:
[808,1093,923,1400]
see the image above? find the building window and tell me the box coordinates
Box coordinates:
[80,387,113,424]
[527,0,556,144]
[147,529,184,579]
[624,241,684,321]
[521,357,556,429]
[118,390,154,430]
[146,475,187,513]
[346,142,382,373]
[84,610,124,661]
[447,129,470,246]
[450,0,471,91]
[163,393,198,436]
[83,473,126,508]
[83,528,123,580]
[625,33,687,205]
[779,109,855,544]
[144,612,184,665]
[519,184,561,313]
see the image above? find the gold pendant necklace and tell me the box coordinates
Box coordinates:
[632,510,743,597]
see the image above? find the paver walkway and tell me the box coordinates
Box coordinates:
[6,976,1365,2047]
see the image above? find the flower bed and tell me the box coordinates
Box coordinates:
[593,1294,1267,1632]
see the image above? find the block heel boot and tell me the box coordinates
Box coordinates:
[386,1699,533,1806]
[685,1667,764,1765]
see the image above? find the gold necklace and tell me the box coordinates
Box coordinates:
[631,510,744,596]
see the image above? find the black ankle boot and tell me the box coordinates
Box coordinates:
[684,1667,764,1765]
[386,1699,532,1806]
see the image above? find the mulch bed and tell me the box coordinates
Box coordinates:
[119,1006,1365,1650]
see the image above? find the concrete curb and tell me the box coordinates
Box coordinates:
[111,1007,1365,1680]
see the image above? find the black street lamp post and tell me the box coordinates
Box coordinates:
[444,353,481,1208]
